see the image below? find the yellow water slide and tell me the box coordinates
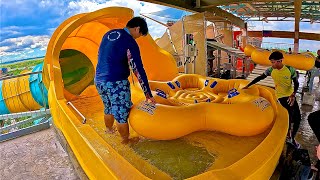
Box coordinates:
[0,63,48,115]
[44,7,288,179]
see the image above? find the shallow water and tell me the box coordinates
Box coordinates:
[132,139,215,180]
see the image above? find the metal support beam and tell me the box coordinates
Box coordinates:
[217,50,221,78]
[141,14,169,27]
[245,18,320,23]
[294,0,302,53]
[247,31,320,41]
[139,0,246,28]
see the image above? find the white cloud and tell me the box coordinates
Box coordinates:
[0,26,23,37]
[0,46,10,53]
[0,35,49,56]
[65,0,168,38]
[27,49,35,54]
[299,40,320,51]
[1,0,172,62]
[39,0,56,8]
[0,49,21,57]
[300,22,320,34]
[66,0,164,15]
[248,21,294,31]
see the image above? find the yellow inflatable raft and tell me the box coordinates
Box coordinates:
[130,74,276,140]
[244,45,315,70]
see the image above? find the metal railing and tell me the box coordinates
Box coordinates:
[0,71,42,81]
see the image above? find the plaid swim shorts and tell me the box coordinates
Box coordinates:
[95,79,133,123]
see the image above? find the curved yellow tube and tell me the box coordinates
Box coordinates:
[2,73,41,113]
[245,45,315,70]
[244,44,256,56]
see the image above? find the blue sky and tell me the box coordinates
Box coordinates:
[1,0,319,63]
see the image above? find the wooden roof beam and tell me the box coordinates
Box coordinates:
[139,0,246,28]
[294,0,302,53]
[200,0,291,8]
[244,3,257,12]
[247,31,320,41]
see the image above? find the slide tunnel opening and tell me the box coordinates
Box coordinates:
[59,49,95,96]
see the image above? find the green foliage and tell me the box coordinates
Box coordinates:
[14,116,33,129]
[5,58,44,75]
[9,69,25,76]
[15,116,32,122]
[0,116,33,133]
[6,58,43,69]
[17,121,34,129]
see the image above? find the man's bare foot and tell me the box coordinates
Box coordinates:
[121,137,140,145]
[105,127,116,134]
[121,138,130,144]
[129,137,140,145]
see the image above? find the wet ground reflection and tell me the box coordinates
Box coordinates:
[295,73,319,162]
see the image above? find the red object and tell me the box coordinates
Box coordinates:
[232,31,253,72]
[236,59,254,72]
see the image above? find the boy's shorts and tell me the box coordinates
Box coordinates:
[95,79,133,124]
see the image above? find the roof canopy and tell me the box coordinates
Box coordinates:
[141,0,320,25]
[217,0,320,23]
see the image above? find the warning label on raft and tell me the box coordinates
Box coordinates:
[252,98,271,111]
[137,102,156,115]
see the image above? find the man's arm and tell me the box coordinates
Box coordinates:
[243,74,267,89]
[286,76,299,106]
[127,44,153,99]
[292,76,299,95]
[286,68,299,106]
[289,67,299,95]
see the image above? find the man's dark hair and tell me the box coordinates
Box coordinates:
[126,17,148,36]
[269,51,284,60]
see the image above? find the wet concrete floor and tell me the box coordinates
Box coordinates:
[0,128,79,180]
[295,73,320,163]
